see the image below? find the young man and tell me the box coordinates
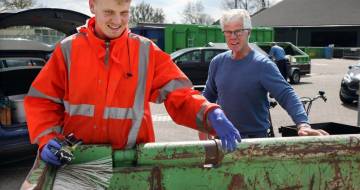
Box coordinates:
[202,9,328,139]
[24,0,240,166]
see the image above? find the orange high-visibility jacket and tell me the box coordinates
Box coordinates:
[24,17,218,149]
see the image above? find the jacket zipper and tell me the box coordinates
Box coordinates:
[105,41,110,66]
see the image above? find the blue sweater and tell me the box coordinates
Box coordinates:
[203,49,308,134]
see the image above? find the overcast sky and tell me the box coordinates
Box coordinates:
[36,0,282,23]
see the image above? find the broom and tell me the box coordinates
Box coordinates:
[52,156,113,190]
[50,134,113,190]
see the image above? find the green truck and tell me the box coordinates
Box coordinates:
[255,42,311,84]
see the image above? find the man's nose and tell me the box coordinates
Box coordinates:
[112,14,123,24]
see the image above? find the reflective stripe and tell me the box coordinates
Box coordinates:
[27,87,63,104]
[126,35,150,149]
[63,101,94,117]
[155,79,193,103]
[60,35,74,81]
[196,103,209,132]
[33,125,62,144]
[103,107,134,119]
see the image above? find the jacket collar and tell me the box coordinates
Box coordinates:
[78,17,130,59]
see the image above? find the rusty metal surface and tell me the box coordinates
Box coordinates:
[23,135,360,189]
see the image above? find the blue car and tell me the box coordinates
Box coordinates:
[0,8,88,165]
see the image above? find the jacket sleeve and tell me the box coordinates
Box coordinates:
[148,44,219,135]
[24,45,66,148]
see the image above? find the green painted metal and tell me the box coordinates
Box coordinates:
[23,135,360,189]
[301,47,326,58]
[164,24,274,53]
[249,27,274,44]
[255,41,311,65]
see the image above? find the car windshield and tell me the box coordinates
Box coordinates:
[0,25,66,46]
[170,48,194,59]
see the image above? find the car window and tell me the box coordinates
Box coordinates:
[32,59,46,66]
[5,59,31,67]
[1,58,46,68]
[0,26,66,46]
[204,50,225,62]
[175,50,201,63]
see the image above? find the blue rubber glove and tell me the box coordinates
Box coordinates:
[41,139,62,166]
[208,108,241,152]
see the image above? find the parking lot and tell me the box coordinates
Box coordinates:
[1,58,359,189]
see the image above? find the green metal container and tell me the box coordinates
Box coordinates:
[23,135,360,189]
[164,24,225,53]
[302,47,325,58]
[164,24,274,53]
[249,27,274,43]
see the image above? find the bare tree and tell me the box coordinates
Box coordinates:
[0,0,37,12]
[181,0,214,25]
[222,0,268,15]
[130,1,165,26]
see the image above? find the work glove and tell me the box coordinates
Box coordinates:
[40,139,63,166]
[208,108,241,152]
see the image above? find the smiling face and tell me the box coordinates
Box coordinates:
[223,19,251,59]
[89,0,131,40]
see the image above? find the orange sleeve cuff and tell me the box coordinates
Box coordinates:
[37,133,64,150]
[203,103,220,135]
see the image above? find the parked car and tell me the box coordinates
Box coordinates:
[171,42,303,86]
[255,42,311,84]
[0,8,88,165]
[170,43,268,86]
[339,62,360,104]
[171,46,227,85]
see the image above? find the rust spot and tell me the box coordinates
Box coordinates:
[309,174,315,190]
[265,171,272,188]
[149,167,163,190]
[227,174,246,190]
[153,150,198,160]
[278,185,302,190]
[327,159,348,189]
[233,136,360,159]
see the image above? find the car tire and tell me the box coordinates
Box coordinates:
[289,70,300,84]
[339,91,354,104]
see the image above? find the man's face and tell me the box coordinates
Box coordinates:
[89,0,131,40]
[222,19,250,55]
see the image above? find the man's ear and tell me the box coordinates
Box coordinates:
[89,0,95,14]
[247,30,252,41]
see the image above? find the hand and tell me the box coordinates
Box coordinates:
[297,123,329,136]
[40,139,63,166]
[208,108,241,152]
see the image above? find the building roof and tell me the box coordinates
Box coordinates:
[252,0,360,27]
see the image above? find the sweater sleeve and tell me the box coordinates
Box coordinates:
[260,58,308,124]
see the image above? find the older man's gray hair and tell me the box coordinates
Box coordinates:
[220,9,252,30]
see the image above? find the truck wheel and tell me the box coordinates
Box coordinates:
[289,70,300,84]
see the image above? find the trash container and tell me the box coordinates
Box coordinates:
[324,45,334,59]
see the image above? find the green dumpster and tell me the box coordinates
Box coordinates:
[164,24,274,53]
[22,135,360,189]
